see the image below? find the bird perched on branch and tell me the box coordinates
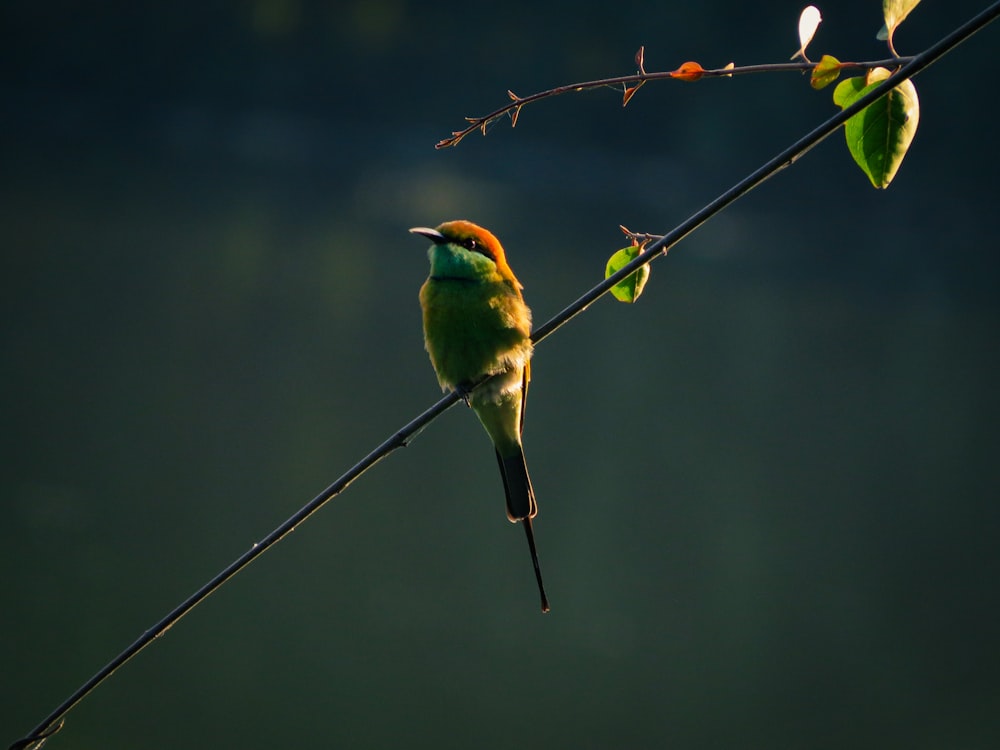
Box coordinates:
[410,220,549,613]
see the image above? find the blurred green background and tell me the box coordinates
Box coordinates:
[4,0,999,747]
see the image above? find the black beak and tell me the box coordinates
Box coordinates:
[409,227,446,243]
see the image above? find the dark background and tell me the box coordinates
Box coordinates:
[3,1,999,747]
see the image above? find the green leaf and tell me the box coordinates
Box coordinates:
[832,68,920,188]
[810,55,842,90]
[882,0,921,52]
[605,245,651,303]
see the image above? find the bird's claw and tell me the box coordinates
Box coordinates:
[454,383,473,407]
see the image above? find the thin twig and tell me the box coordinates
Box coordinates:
[435,56,915,149]
[11,2,1000,748]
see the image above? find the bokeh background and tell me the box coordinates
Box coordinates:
[4,0,999,747]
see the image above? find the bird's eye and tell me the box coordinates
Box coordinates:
[458,236,491,258]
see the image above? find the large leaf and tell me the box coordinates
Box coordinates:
[832,68,919,188]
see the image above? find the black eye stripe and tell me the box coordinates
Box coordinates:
[445,234,494,260]
[460,237,487,255]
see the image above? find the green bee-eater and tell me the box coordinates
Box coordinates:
[410,220,549,613]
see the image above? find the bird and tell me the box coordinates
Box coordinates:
[410,220,549,613]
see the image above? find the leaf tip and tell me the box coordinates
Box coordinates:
[635,45,646,74]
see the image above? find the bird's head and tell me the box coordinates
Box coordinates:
[410,220,521,287]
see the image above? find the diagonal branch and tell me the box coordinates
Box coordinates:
[10,2,1000,748]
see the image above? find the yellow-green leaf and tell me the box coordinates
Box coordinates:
[810,55,842,90]
[883,0,921,34]
[882,0,921,52]
[605,245,651,303]
[832,68,919,188]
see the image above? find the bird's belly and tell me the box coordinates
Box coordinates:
[421,280,532,390]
